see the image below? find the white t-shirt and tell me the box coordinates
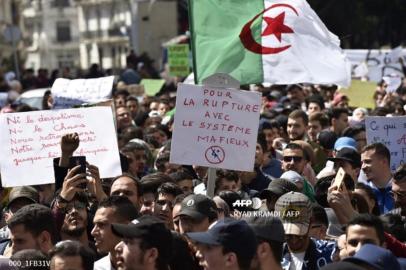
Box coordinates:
[289,251,305,270]
[93,254,115,270]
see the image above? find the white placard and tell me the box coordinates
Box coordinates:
[365,116,406,172]
[170,83,261,171]
[0,107,121,187]
[51,76,114,109]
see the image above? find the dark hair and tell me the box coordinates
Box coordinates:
[342,124,366,138]
[111,173,142,197]
[114,89,130,98]
[355,183,380,216]
[306,95,325,111]
[155,152,171,173]
[98,196,139,222]
[140,172,173,195]
[328,107,349,122]
[258,238,283,264]
[11,249,48,270]
[346,214,385,244]
[49,240,95,270]
[215,170,239,194]
[362,143,391,164]
[393,163,406,183]
[126,95,139,103]
[284,142,304,154]
[222,246,252,270]
[174,193,188,205]
[257,131,267,152]
[8,204,58,244]
[139,235,171,270]
[157,182,183,197]
[312,204,329,227]
[169,232,197,270]
[169,170,194,183]
[314,175,355,207]
[260,120,279,131]
[380,213,406,242]
[218,191,243,212]
[288,110,309,125]
[309,112,329,128]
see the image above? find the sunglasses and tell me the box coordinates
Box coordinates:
[283,156,303,162]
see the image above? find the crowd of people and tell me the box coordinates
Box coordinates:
[0,51,405,270]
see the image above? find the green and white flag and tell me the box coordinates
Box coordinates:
[189,0,351,86]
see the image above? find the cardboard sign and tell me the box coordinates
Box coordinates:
[365,116,406,171]
[340,80,376,109]
[168,44,190,77]
[140,79,165,96]
[51,76,114,109]
[127,84,145,97]
[0,107,121,187]
[170,83,261,171]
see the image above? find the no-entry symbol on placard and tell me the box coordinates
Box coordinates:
[205,145,225,164]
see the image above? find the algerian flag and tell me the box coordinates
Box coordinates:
[189,0,351,86]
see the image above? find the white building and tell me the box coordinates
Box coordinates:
[21,0,80,72]
[76,0,178,71]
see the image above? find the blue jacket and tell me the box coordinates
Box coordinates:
[281,239,336,270]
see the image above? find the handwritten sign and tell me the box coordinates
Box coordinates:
[140,79,165,96]
[168,44,190,77]
[51,76,114,109]
[170,83,261,171]
[365,116,406,171]
[0,107,121,187]
[339,80,376,109]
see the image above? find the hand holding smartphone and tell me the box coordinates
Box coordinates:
[69,156,87,189]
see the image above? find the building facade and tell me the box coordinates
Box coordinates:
[21,0,80,72]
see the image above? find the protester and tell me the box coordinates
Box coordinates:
[49,240,95,270]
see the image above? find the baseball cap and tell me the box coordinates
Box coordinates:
[318,131,338,150]
[243,215,285,242]
[111,215,172,260]
[260,178,298,199]
[274,192,312,236]
[334,137,357,151]
[186,219,257,261]
[7,186,39,207]
[280,171,305,185]
[344,244,400,270]
[177,194,218,221]
[328,148,361,168]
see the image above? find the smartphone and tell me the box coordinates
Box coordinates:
[69,156,87,189]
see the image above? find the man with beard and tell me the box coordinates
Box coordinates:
[6,204,58,256]
[60,192,91,249]
[112,215,173,270]
[287,110,308,142]
[92,196,139,270]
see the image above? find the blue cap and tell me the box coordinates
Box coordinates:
[186,219,257,261]
[344,244,400,270]
[334,137,357,151]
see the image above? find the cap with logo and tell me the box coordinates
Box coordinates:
[177,194,218,221]
[260,178,298,199]
[111,215,172,261]
[186,219,257,262]
[7,186,39,207]
[328,147,361,168]
[344,244,400,270]
[243,215,285,243]
[274,191,312,236]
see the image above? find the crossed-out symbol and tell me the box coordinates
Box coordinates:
[205,145,225,164]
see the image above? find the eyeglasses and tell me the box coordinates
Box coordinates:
[64,201,86,213]
[283,156,303,162]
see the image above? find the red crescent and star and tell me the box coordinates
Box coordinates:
[239,4,298,55]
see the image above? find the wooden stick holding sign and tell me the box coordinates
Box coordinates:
[202,74,240,198]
